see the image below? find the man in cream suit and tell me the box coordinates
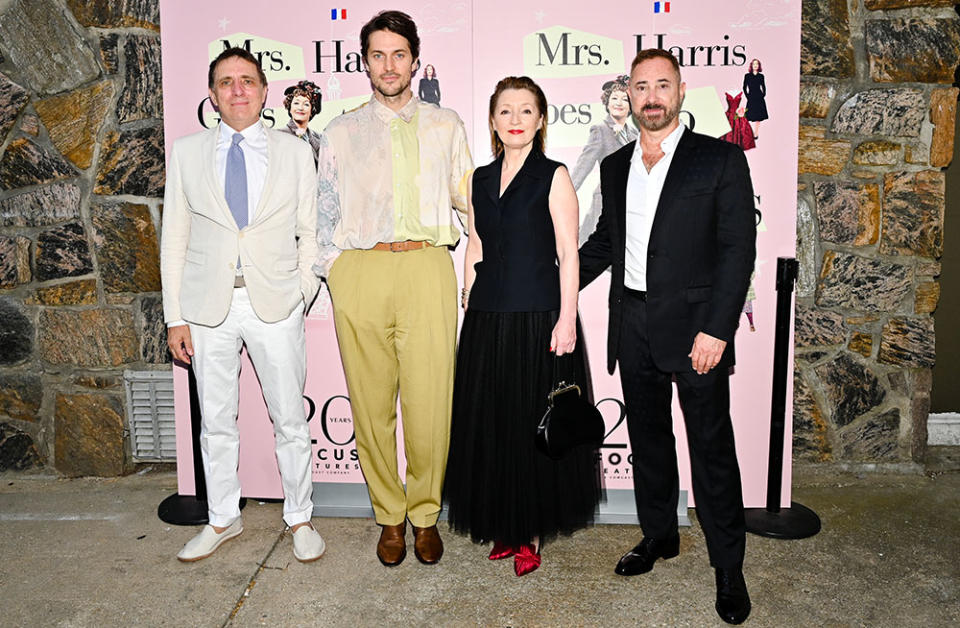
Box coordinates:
[161,47,324,563]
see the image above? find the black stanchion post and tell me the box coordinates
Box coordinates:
[744,257,821,539]
[157,364,245,525]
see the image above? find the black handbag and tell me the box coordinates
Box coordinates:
[535,357,605,460]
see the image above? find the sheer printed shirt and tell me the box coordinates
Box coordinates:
[314,95,473,276]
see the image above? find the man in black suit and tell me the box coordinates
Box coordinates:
[579,49,756,625]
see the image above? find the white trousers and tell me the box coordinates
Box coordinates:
[189,287,313,527]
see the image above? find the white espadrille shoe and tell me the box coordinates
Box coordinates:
[292,524,325,562]
[176,518,243,562]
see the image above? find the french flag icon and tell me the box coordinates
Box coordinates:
[654,1,671,12]
[331,8,347,20]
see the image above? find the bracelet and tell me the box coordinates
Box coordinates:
[460,287,470,308]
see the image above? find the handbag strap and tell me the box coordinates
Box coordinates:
[551,352,577,389]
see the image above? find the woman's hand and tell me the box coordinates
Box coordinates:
[550,318,577,356]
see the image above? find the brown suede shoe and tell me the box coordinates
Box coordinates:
[412,525,443,564]
[376,523,407,566]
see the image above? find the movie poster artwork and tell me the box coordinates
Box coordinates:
[162,0,801,508]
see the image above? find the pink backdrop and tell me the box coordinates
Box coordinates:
[161,0,801,508]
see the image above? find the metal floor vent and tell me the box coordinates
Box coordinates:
[124,370,177,461]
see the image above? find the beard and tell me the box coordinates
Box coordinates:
[635,101,681,132]
[371,72,411,99]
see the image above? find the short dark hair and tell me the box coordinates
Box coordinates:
[630,48,681,80]
[360,10,420,62]
[208,47,267,89]
[488,76,548,157]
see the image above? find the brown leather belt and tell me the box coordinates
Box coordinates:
[371,240,432,253]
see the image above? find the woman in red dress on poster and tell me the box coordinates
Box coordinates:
[721,91,755,151]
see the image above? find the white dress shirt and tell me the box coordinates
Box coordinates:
[624,124,685,291]
[216,121,269,226]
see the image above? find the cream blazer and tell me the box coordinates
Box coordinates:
[160,125,321,326]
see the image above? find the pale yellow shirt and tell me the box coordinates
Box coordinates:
[314,96,473,276]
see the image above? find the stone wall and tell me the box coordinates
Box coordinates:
[0,0,165,475]
[0,0,958,475]
[794,0,959,465]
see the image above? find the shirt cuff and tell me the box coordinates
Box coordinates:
[166,320,187,328]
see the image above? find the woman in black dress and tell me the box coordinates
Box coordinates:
[742,58,768,140]
[418,64,440,105]
[444,76,601,577]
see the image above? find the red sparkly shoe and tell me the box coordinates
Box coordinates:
[513,543,541,576]
[488,540,515,560]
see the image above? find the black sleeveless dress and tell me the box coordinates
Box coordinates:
[444,149,601,547]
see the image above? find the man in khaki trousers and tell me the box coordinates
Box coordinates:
[315,10,472,566]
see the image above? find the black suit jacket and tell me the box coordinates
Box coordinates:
[579,128,756,374]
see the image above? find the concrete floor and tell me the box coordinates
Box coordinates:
[0,468,957,627]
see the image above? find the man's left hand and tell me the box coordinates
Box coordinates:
[688,332,727,375]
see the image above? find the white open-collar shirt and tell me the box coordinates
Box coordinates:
[624,123,685,291]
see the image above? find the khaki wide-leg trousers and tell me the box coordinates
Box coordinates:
[327,245,457,527]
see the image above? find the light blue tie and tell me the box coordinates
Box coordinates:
[225,132,248,230]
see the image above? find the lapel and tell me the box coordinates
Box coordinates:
[649,128,695,242]
[203,125,239,231]
[474,150,547,230]
[252,129,277,225]
[612,141,633,249]
[498,148,544,205]
[478,147,546,209]
[476,155,501,209]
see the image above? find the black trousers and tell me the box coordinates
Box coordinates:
[618,290,746,568]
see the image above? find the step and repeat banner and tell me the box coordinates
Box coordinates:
[160,0,801,512]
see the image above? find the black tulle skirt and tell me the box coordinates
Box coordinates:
[443,309,602,547]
